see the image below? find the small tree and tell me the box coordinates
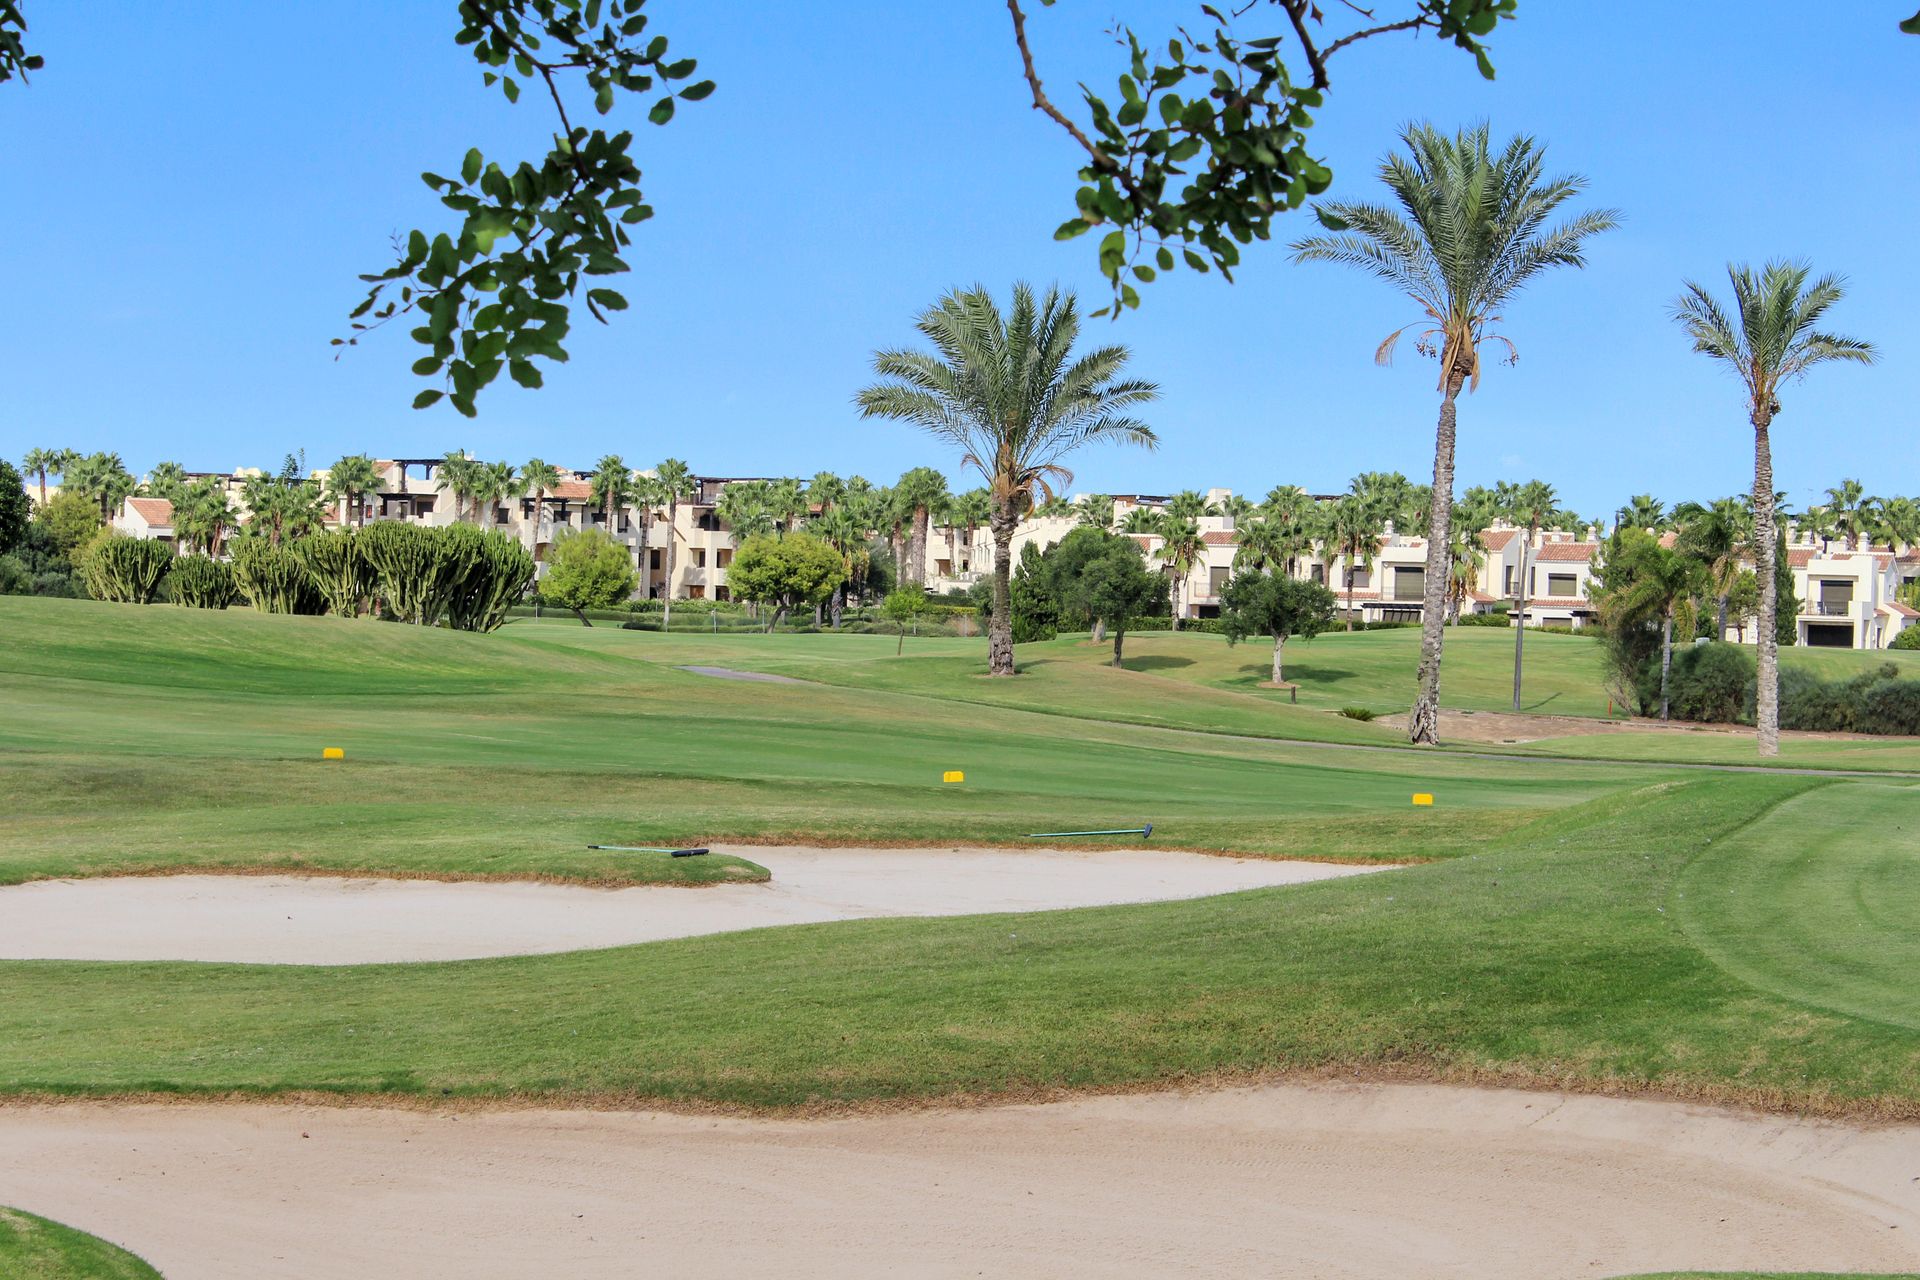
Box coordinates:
[541,528,637,625]
[1219,572,1338,685]
[880,589,929,654]
[36,491,100,561]
[728,531,845,631]
[1071,537,1163,667]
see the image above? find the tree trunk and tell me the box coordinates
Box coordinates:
[1752,409,1780,757]
[662,501,678,631]
[897,623,906,655]
[1091,617,1106,643]
[1345,559,1355,632]
[1271,633,1285,684]
[908,507,928,587]
[1716,594,1728,642]
[572,607,592,627]
[1511,534,1531,713]
[1169,573,1182,631]
[1111,627,1126,668]
[1408,375,1463,746]
[637,510,652,599]
[767,604,786,634]
[988,499,1017,676]
[1659,610,1674,721]
[830,582,844,630]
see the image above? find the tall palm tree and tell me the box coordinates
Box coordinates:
[809,471,846,513]
[654,458,697,626]
[1672,261,1875,755]
[1293,123,1617,744]
[1622,493,1669,532]
[1503,478,1558,711]
[174,478,239,557]
[1154,515,1206,630]
[476,460,519,527]
[1232,516,1290,574]
[856,282,1157,676]
[588,454,633,542]
[325,454,381,527]
[521,458,563,552]
[1800,504,1839,554]
[437,450,483,523]
[766,476,809,536]
[1165,489,1217,521]
[894,466,949,587]
[1445,525,1486,623]
[627,472,662,597]
[65,451,135,522]
[21,447,61,508]
[716,479,775,543]
[1878,495,1920,554]
[1323,493,1384,631]
[1260,485,1316,575]
[1823,478,1879,551]
[1673,496,1753,639]
[947,488,992,575]
[1217,493,1256,527]
[810,506,864,628]
[145,461,188,501]
[1119,506,1162,537]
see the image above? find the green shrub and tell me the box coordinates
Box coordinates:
[296,529,375,618]
[1650,641,1753,724]
[0,553,28,596]
[1337,706,1377,721]
[230,540,324,614]
[1892,626,1920,651]
[167,555,235,608]
[81,537,174,603]
[446,529,536,633]
[1455,611,1511,627]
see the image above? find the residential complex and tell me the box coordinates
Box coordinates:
[33,464,1920,649]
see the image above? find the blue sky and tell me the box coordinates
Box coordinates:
[2,2,1914,518]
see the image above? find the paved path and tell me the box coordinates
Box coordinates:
[2,1082,1914,1278]
[0,847,1387,965]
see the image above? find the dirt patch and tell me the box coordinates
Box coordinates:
[1379,707,1905,746]
[677,665,809,684]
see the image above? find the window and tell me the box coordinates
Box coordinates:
[1208,566,1230,596]
[1503,565,1515,596]
[693,549,706,568]
[1346,568,1369,589]
[1547,574,1577,598]
[494,506,509,525]
[1393,567,1425,601]
[1310,565,1325,584]
[650,549,663,571]
[717,548,733,569]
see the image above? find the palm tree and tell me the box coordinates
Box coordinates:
[1672,260,1875,755]
[1673,496,1752,639]
[947,488,992,575]
[1293,123,1617,744]
[1232,516,1290,574]
[856,283,1157,676]
[716,479,775,543]
[21,447,62,508]
[588,454,633,542]
[477,461,519,528]
[521,458,563,552]
[1823,478,1879,551]
[174,478,239,557]
[628,472,662,597]
[810,506,864,628]
[810,471,846,513]
[1622,493,1669,532]
[654,458,697,626]
[241,454,327,546]
[1800,504,1839,555]
[894,466,948,587]
[1445,524,1486,623]
[1599,535,1702,723]
[1074,493,1116,530]
[65,451,136,522]
[1119,505,1162,537]
[1217,493,1256,526]
[146,461,189,501]
[325,454,381,527]
[766,476,809,536]
[1503,478,1557,712]
[1165,489,1216,521]
[1154,515,1206,630]
[1323,493,1384,631]
[1878,495,1920,554]
[1261,485,1316,575]
[438,450,484,523]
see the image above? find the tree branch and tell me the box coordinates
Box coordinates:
[1005,0,1106,165]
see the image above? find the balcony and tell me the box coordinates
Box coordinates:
[1805,601,1856,617]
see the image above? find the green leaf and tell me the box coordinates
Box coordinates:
[1902,9,1920,33]
[461,148,483,184]
[503,77,520,103]
[595,83,615,114]
[587,288,629,311]
[411,356,444,376]
[1053,219,1093,241]
[411,389,445,410]
[648,96,675,125]
[679,79,716,101]
[509,359,544,389]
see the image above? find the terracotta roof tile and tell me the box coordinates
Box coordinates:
[124,497,174,526]
[1201,531,1237,546]
[1530,542,1597,563]
[1657,531,1679,549]
[551,480,593,500]
[1787,548,1814,568]
[1881,601,1919,618]
[1479,529,1516,551]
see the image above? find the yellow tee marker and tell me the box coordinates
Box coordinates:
[322,747,345,761]
[942,770,965,784]
[1412,793,1433,806]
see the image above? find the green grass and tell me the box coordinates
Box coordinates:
[2,596,1918,1118]
[0,1207,161,1280]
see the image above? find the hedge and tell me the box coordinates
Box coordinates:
[1647,641,1920,735]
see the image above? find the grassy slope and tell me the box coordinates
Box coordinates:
[0,1208,161,1280]
[581,623,1919,772]
[0,598,1646,882]
[4,773,1918,1115]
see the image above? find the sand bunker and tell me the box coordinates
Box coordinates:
[678,665,808,683]
[1,1081,1913,1279]
[0,846,1385,965]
